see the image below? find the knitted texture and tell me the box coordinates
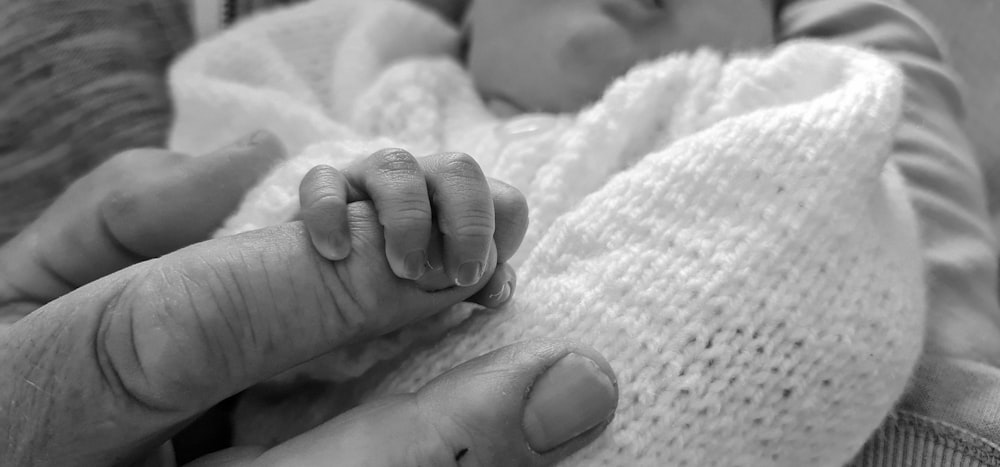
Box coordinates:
[168,0,927,464]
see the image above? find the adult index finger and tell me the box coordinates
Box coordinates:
[0,202,495,466]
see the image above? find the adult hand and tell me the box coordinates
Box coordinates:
[0,132,618,466]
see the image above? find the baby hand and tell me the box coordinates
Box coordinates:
[299,148,526,288]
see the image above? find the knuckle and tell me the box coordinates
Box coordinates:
[448,218,495,240]
[372,148,419,175]
[305,191,348,211]
[385,204,433,226]
[102,258,258,412]
[439,153,484,180]
[302,166,348,207]
[440,204,495,237]
[305,164,343,182]
[96,271,210,412]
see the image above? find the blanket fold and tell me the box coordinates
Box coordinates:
[168,0,926,464]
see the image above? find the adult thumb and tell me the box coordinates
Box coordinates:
[193,340,618,466]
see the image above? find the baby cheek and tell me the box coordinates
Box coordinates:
[557,21,638,96]
[666,1,775,53]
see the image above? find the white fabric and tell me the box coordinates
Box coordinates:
[168,0,927,464]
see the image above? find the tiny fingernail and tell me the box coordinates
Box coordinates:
[488,281,512,304]
[325,234,350,260]
[523,353,618,453]
[403,250,427,279]
[455,261,484,287]
[315,239,347,261]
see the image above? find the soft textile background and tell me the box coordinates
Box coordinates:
[909,0,1000,213]
[0,0,996,235]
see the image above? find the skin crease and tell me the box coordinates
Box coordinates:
[464,0,777,114]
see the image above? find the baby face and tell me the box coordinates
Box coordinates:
[465,0,776,114]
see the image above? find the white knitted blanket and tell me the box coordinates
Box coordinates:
[168,0,927,465]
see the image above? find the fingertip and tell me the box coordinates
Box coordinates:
[417,153,496,287]
[453,260,485,287]
[384,245,428,280]
[253,339,617,467]
[198,130,288,188]
[401,249,429,280]
[310,232,351,261]
[301,201,351,261]
[300,165,353,261]
[240,130,288,165]
[302,213,351,261]
[521,352,618,453]
[487,178,529,264]
[468,262,516,308]
[119,131,288,254]
[415,339,618,465]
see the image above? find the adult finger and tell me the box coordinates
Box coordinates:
[247,339,619,466]
[0,131,286,306]
[0,202,498,466]
[421,152,495,287]
[299,165,353,260]
[102,130,288,257]
[344,148,433,280]
[0,147,184,306]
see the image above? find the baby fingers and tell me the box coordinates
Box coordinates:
[418,152,495,286]
[345,148,435,280]
[306,149,496,287]
[300,165,354,260]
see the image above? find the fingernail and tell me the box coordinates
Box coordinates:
[455,261,484,287]
[315,239,345,261]
[403,250,427,279]
[323,232,350,261]
[523,353,618,453]
[488,281,512,304]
